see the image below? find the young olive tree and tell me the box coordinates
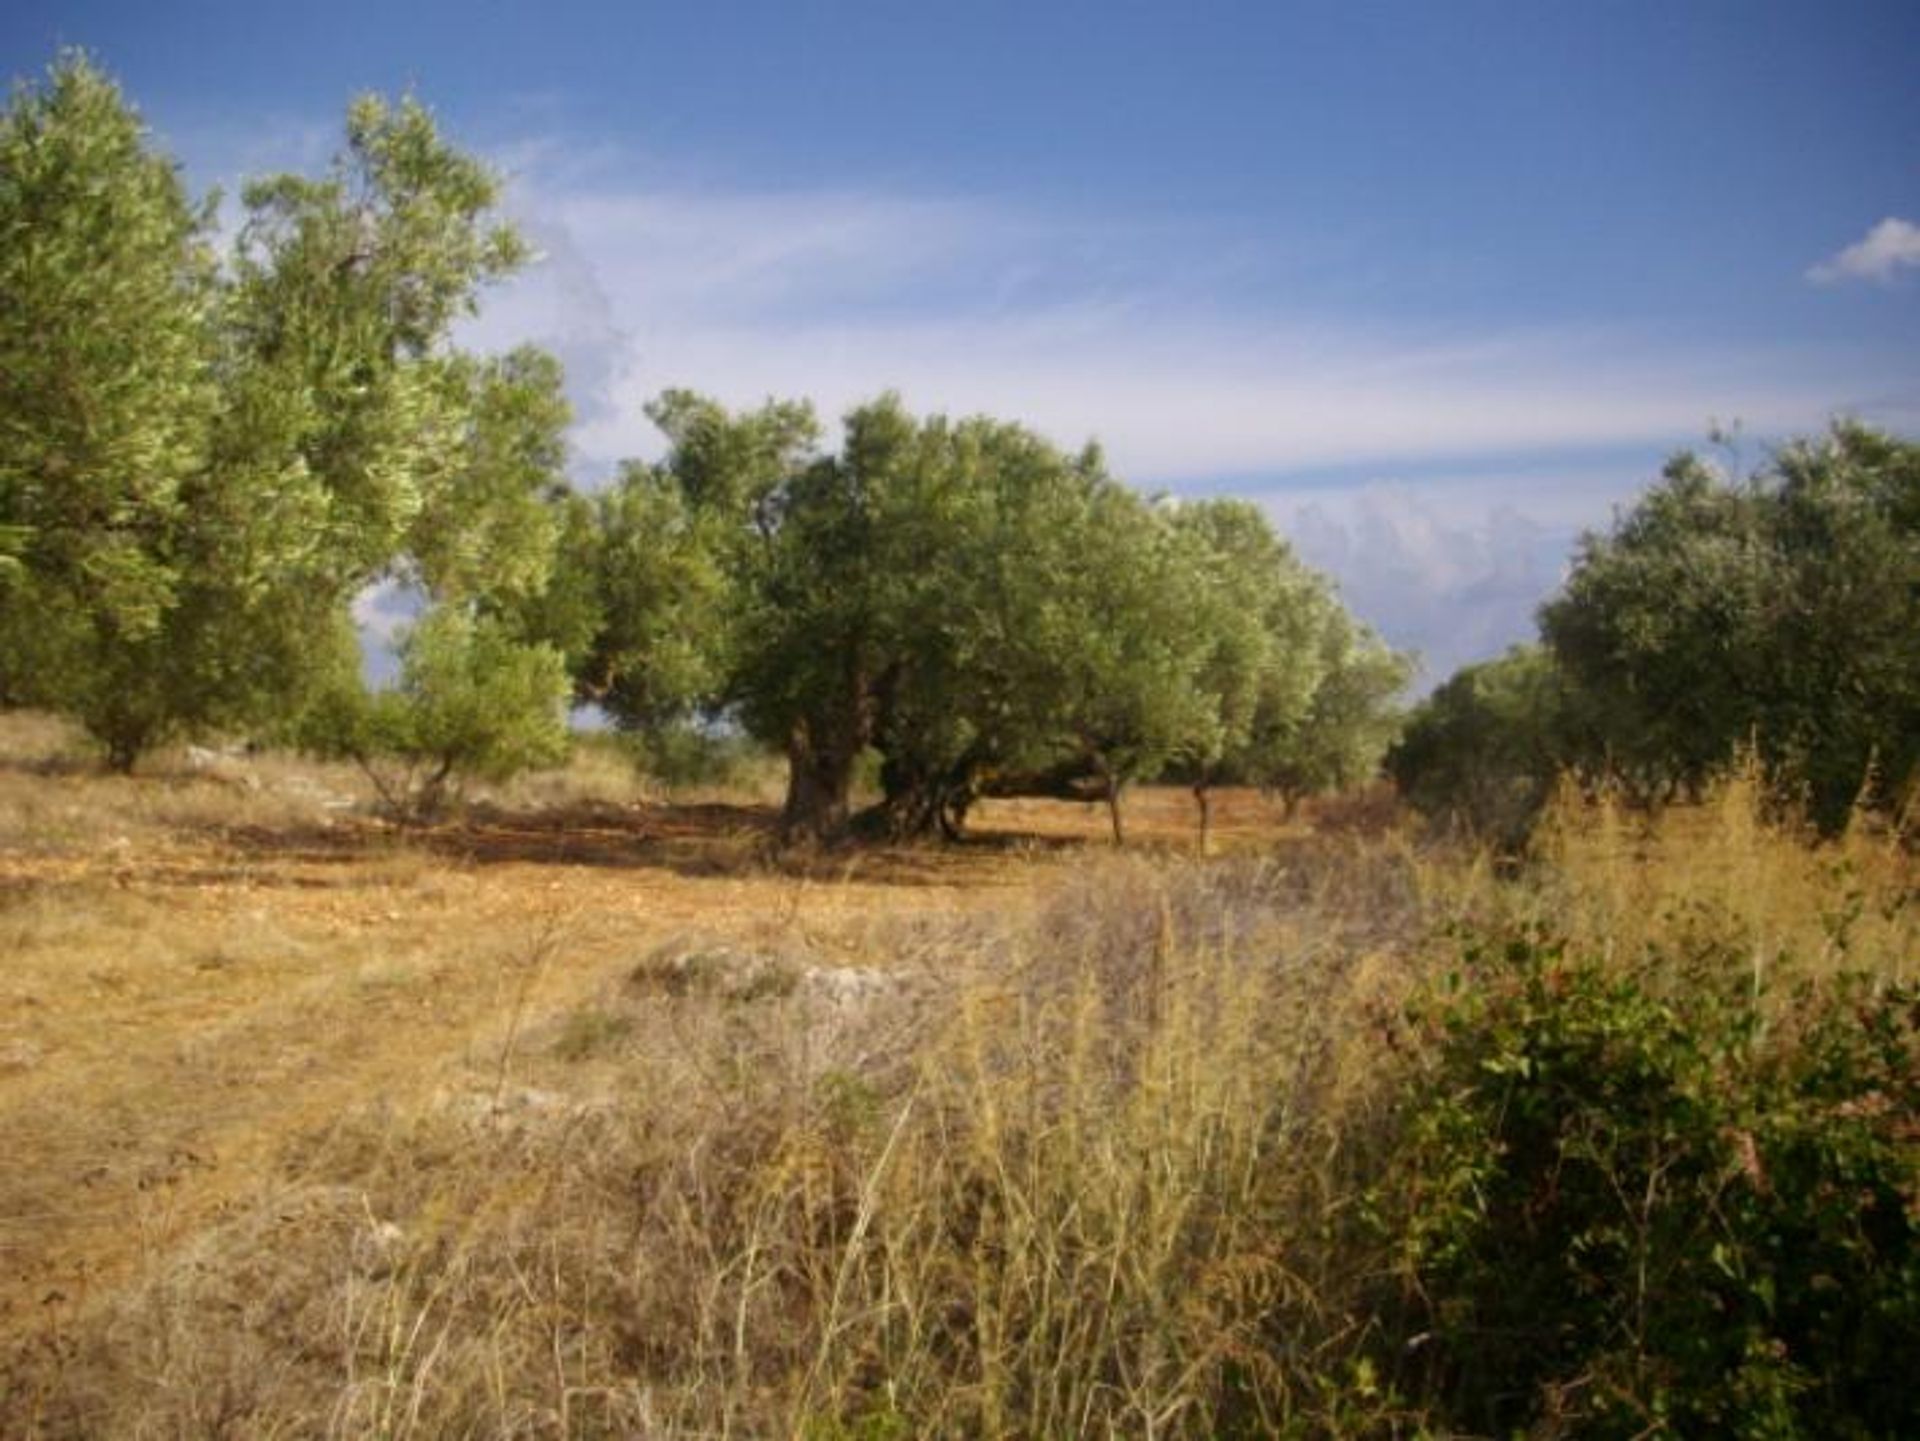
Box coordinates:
[311,607,570,820]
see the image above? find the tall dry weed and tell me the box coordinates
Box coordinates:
[1527,752,1914,993]
[9,846,1430,1437]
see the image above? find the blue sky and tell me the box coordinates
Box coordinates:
[7,2,1918,682]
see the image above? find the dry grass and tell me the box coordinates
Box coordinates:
[6,850,1423,1436]
[1520,759,1916,995]
[0,716,369,858]
[0,716,1910,1436]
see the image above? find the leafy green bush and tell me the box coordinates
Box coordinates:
[305,607,570,819]
[1386,930,1920,1437]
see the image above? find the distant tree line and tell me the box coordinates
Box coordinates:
[1392,423,1920,840]
[0,55,1408,838]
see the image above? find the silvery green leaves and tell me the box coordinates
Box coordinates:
[1,56,570,773]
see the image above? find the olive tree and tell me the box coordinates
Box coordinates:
[0,55,218,765]
[1166,500,1349,847]
[2,54,574,784]
[1386,644,1573,845]
[1541,423,1920,831]
[859,421,1114,839]
[1260,605,1412,816]
[308,607,570,820]
[736,397,911,841]
[1538,455,1776,803]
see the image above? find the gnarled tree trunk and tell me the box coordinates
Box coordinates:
[780,719,861,843]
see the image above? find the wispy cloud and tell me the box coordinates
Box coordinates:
[1273,483,1584,687]
[462,147,1889,492]
[570,311,1851,484]
[1808,217,1920,286]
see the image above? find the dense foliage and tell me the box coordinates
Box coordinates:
[0,57,219,766]
[2,55,1404,826]
[0,55,572,790]
[1397,424,1920,840]
[1387,644,1575,843]
[581,394,1405,841]
[1383,930,1920,1437]
[1543,424,1920,832]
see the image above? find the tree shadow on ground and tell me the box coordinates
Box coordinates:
[166,799,1063,890]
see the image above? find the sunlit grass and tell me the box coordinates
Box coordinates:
[1,723,1911,1435]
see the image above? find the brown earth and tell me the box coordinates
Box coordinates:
[0,725,1295,1355]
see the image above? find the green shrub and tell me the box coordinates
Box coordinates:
[303,606,570,819]
[1386,930,1920,1437]
[1386,645,1575,849]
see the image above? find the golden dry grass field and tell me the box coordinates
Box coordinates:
[2,713,1911,1437]
[0,714,1314,1433]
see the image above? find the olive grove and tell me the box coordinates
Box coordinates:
[1,55,1407,835]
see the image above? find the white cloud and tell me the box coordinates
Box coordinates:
[458,148,1878,492]
[1807,217,1920,285]
[571,311,1846,483]
[1273,483,1586,688]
